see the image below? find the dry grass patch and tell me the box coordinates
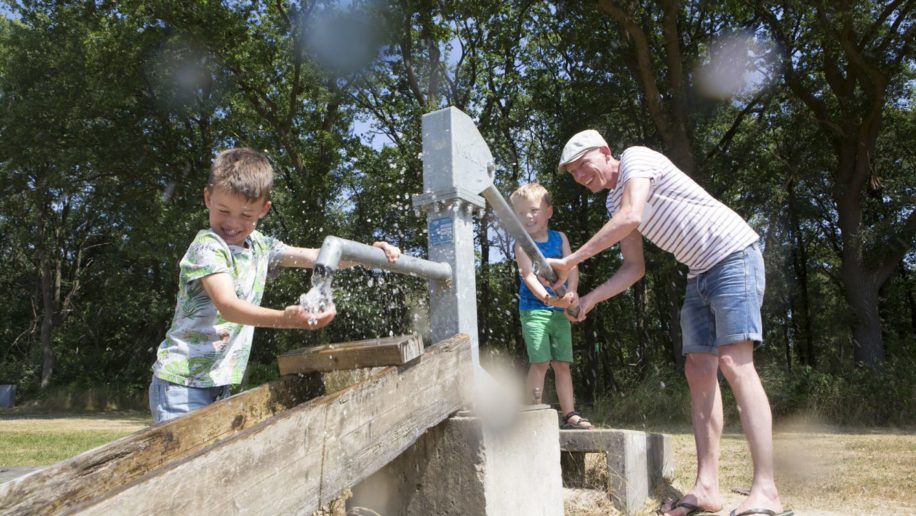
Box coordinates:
[563,422,916,515]
[662,422,916,515]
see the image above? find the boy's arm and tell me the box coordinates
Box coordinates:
[276,246,319,268]
[515,243,565,306]
[199,272,334,329]
[276,242,400,269]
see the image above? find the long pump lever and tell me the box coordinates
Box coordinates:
[479,184,581,318]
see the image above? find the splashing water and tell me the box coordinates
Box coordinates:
[300,270,335,325]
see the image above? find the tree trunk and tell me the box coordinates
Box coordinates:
[841,260,886,366]
[787,182,815,366]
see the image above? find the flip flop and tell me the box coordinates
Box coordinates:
[656,499,701,515]
[729,509,794,516]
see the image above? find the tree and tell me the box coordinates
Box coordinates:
[759,0,916,366]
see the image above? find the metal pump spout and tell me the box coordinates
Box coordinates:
[312,236,453,294]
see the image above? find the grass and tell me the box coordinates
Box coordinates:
[2,411,915,515]
[0,411,149,467]
[563,419,916,515]
[0,430,134,466]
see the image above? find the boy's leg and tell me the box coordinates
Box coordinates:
[526,362,550,404]
[548,312,590,428]
[521,310,554,403]
[552,361,575,416]
[149,376,227,424]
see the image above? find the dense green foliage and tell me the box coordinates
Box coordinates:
[0,1,912,423]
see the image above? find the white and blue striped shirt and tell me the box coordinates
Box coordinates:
[606,147,759,278]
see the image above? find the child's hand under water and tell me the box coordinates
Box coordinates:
[283,304,336,329]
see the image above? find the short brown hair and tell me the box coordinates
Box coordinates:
[208,148,274,201]
[510,182,552,208]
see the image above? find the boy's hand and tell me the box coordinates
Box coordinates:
[545,290,577,309]
[373,241,401,263]
[283,304,336,329]
[542,257,572,290]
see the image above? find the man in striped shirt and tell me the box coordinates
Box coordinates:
[546,130,789,516]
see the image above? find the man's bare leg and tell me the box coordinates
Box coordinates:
[719,341,784,515]
[662,352,723,516]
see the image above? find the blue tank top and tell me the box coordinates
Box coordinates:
[518,230,565,311]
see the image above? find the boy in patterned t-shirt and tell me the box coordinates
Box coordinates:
[149,148,399,423]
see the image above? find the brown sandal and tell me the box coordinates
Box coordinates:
[561,411,593,430]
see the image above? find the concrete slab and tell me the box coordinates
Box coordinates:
[559,429,673,515]
[350,407,564,515]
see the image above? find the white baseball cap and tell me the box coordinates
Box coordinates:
[557,129,608,172]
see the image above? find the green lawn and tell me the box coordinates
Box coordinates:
[0,430,135,467]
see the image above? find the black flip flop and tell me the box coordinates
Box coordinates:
[657,499,701,516]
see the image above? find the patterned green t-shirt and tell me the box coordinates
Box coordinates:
[152,229,286,387]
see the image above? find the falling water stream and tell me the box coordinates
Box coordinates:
[300,265,335,325]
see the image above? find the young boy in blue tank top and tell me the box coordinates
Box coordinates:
[510,183,592,429]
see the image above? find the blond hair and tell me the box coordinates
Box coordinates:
[510,182,552,208]
[207,148,274,201]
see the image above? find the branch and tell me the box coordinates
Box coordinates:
[660,0,689,138]
[398,5,426,106]
[757,5,846,139]
[875,208,916,285]
[862,0,909,47]
[835,4,888,94]
[706,89,770,160]
[597,0,671,140]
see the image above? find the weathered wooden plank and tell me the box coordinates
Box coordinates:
[0,374,324,515]
[277,334,424,375]
[74,334,471,515]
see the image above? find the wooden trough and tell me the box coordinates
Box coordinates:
[0,334,471,515]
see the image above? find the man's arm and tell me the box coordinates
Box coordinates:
[560,232,579,303]
[546,177,651,283]
[199,272,334,329]
[574,230,646,319]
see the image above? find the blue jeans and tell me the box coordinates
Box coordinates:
[681,241,765,355]
[148,376,232,424]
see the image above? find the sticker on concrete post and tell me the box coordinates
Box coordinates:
[429,217,454,246]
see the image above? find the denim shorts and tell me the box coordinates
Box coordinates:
[680,241,765,355]
[148,375,232,424]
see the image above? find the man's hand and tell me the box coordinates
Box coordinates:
[542,257,573,290]
[283,304,336,329]
[565,292,595,323]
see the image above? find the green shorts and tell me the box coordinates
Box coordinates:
[520,309,573,363]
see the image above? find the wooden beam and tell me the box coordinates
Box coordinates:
[4,334,471,515]
[0,374,324,515]
[277,334,423,375]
